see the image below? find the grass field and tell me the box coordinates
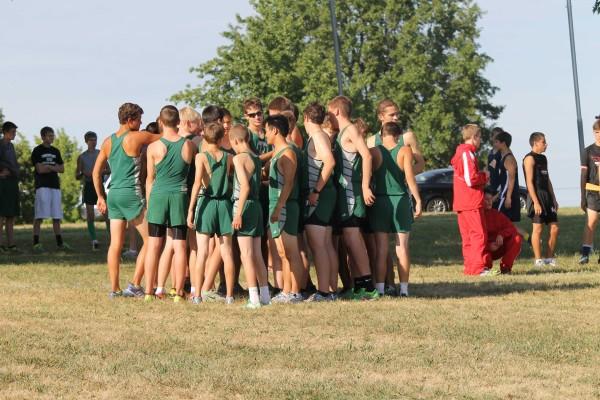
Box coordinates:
[1,208,600,399]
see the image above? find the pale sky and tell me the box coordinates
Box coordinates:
[0,0,598,206]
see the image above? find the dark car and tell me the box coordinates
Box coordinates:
[415,168,528,213]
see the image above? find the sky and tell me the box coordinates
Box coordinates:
[0,0,598,206]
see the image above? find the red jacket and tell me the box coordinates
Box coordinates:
[451,143,487,211]
[485,208,518,243]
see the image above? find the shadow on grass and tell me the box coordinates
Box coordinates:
[412,280,598,299]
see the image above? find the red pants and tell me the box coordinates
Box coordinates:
[457,208,490,275]
[488,234,522,273]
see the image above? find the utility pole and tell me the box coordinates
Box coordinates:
[328,0,343,95]
[566,0,585,163]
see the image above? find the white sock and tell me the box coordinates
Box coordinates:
[375,282,385,295]
[399,282,408,295]
[190,287,196,296]
[249,287,259,304]
[155,287,164,295]
[259,286,270,303]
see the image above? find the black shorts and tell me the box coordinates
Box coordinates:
[83,181,98,205]
[304,211,330,227]
[586,191,600,212]
[527,192,557,225]
[338,216,364,229]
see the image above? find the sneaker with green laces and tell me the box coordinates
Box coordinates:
[338,288,355,300]
[353,288,380,301]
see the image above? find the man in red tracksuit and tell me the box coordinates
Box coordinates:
[484,189,522,273]
[451,124,491,275]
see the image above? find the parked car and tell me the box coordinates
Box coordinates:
[415,168,528,213]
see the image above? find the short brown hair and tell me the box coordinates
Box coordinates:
[594,117,600,131]
[354,118,369,137]
[376,99,398,116]
[229,124,250,142]
[303,102,326,124]
[328,96,352,118]
[382,121,402,138]
[204,122,224,144]
[268,96,292,113]
[280,110,296,130]
[529,132,545,147]
[322,113,339,134]
[243,97,263,113]
[118,103,144,124]
[462,124,480,141]
[159,105,180,129]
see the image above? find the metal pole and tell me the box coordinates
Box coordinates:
[328,0,343,95]
[566,0,585,163]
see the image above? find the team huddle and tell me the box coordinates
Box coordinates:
[84,96,423,307]
[2,95,600,305]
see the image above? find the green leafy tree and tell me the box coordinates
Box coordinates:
[51,129,82,222]
[0,108,4,126]
[595,1,600,13]
[14,133,35,223]
[172,0,502,167]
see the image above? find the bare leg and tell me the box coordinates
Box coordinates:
[547,222,559,258]
[6,217,15,247]
[363,232,377,276]
[342,227,371,277]
[268,233,283,288]
[395,232,411,285]
[108,219,126,292]
[531,223,543,260]
[172,235,187,296]
[325,227,339,292]
[144,234,164,295]
[275,232,303,294]
[33,219,42,238]
[187,231,197,289]
[305,224,330,293]
[157,232,174,290]
[298,233,310,289]
[219,235,235,298]
[52,218,61,236]
[194,233,211,295]
[582,209,599,246]
[131,211,148,286]
[374,232,389,287]
[238,236,258,288]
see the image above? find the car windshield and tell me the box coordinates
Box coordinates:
[416,169,451,183]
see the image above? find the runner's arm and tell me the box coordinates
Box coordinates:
[232,155,251,220]
[399,146,422,218]
[523,155,540,206]
[403,130,425,174]
[93,138,111,214]
[350,127,375,205]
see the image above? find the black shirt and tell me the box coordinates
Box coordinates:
[31,144,63,189]
[582,143,600,185]
[523,152,550,194]
[487,149,502,191]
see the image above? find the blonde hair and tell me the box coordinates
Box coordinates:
[328,96,352,118]
[179,106,201,123]
[462,124,481,141]
[229,124,249,142]
[376,99,398,117]
[204,122,224,144]
[354,118,369,138]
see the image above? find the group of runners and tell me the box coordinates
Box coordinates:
[2,96,600,305]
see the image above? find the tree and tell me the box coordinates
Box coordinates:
[51,129,82,222]
[172,0,502,167]
[14,133,35,223]
[595,1,600,14]
[0,108,4,126]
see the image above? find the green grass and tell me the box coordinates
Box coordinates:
[1,209,600,399]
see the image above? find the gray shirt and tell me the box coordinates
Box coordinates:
[0,140,19,178]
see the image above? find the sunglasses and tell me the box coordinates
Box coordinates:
[246,111,263,118]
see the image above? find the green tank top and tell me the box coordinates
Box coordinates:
[269,146,299,203]
[373,138,407,196]
[249,129,271,155]
[305,136,334,193]
[202,151,230,199]
[289,142,306,199]
[108,131,142,193]
[232,152,261,201]
[152,137,190,194]
[336,125,366,218]
[374,131,382,146]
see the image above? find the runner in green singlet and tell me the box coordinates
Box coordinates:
[327,95,379,301]
[368,122,422,297]
[144,106,196,302]
[187,122,236,304]
[264,115,304,304]
[301,102,339,301]
[230,124,271,308]
[93,103,161,299]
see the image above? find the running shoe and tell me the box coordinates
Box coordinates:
[534,259,545,267]
[480,267,500,277]
[225,296,235,305]
[33,243,45,253]
[57,242,72,251]
[123,283,145,297]
[338,288,355,300]
[173,295,184,303]
[353,288,380,301]
[579,254,590,265]
[6,245,22,254]
[271,292,291,304]
[244,301,261,309]
[384,284,398,297]
[92,240,99,251]
[109,290,123,299]
[306,292,333,302]
[202,290,226,302]
[288,293,304,304]
[122,249,138,260]
[191,296,202,305]
[544,258,558,267]
[144,294,154,302]
[217,282,227,296]
[168,288,177,298]
[233,282,248,297]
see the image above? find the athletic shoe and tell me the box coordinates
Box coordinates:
[217,282,227,296]
[271,292,291,304]
[202,290,226,302]
[168,288,177,298]
[0,246,7,253]
[544,258,557,267]
[57,242,72,251]
[144,294,154,302]
[260,298,272,306]
[92,240,99,251]
[108,290,123,299]
[399,292,409,298]
[384,284,398,297]
[338,288,355,300]
[579,254,590,264]
[306,292,333,302]
[33,243,45,253]
[183,278,192,294]
[123,283,145,298]
[534,259,545,267]
[122,249,138,260]
[155,292,167,300]
[353,288,380,301]
[225,296,235,305]
[244,301,261,309]
[173,295,184,303]
[288,293,304,304]
[6,246,22,254]
[480,268,500,277]
[233,283,248,297]
[191,296,202,305]
[329,293,339,301]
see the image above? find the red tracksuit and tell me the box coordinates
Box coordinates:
[451,143,490,275]
[485,208,522,273]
